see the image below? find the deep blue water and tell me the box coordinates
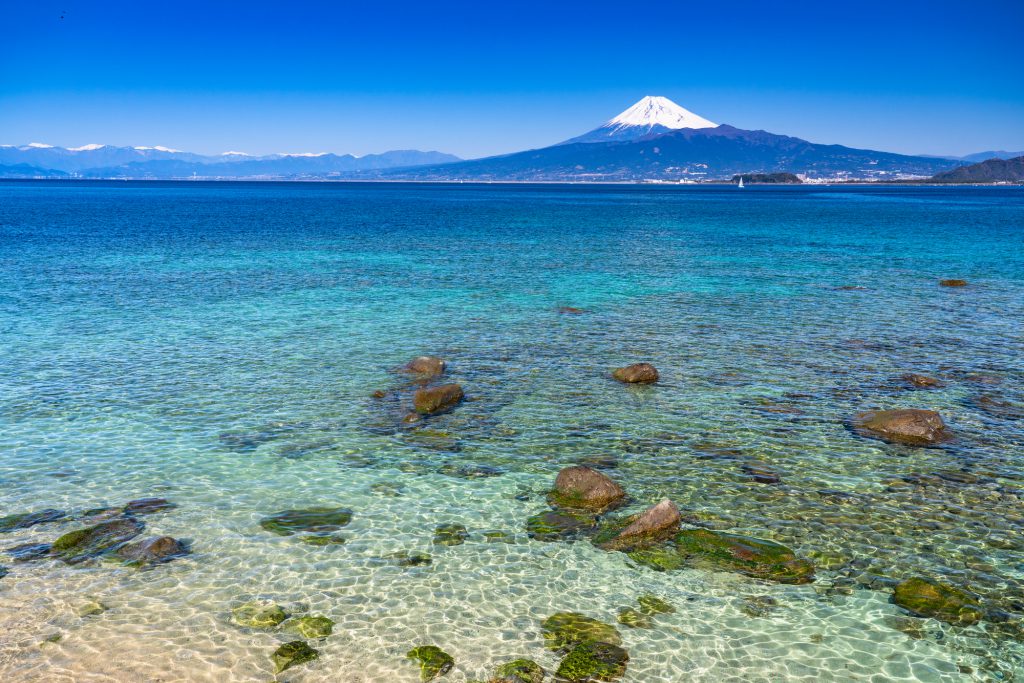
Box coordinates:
[0,181,1022,682]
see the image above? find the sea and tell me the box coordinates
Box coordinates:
[0,180,1022,682]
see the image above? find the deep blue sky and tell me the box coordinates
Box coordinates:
[2,0,1022,158]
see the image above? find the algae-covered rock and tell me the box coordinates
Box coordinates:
[893,577,983,626]
[637,594,674,615]
[286,615,334,638]
[492,658,544,683]
[231,602,288,629]
[123,498,177,515]
[902,373,944,389]
[555,641,629,682]
[595,500,680,551]
[674,529,815,584]
[616,607,652,629]
[273,640,319,674]
[0,509,66,533]
[550,466,625,512]
[407,645,454,681]
[51,518,144,564]
[541,612,621,652]
[115,536,188,567]
[482,530,515,543]
[852,409,951,446]
[626,546,688,572]
[0,566,7,580]
[5,543,51,562]
[388,551,433,567]
[740,595,779,618]
[75,599,107,617]
[611,363,658,384]
[259,507,353,536]
[300,534,347,546]
[414,384,465,415]
[526,511,596,542]
[433,523,469,546]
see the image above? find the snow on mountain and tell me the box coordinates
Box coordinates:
[134,146,182,153]
[562,96,718,144]
[26,143,54,149]
[220,151,251,156]
[68,144,107,151]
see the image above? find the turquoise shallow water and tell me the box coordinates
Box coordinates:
[0,181,1022,681]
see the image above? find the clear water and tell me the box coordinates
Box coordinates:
[0,181,1022,682]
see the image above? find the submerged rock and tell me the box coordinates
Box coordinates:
[0,509,66,533]
[740,595,780,618]
[273,640,319,674]
[114,536,188,567]
[407,645,454,681]
[438,463,504,479]
[595,500,681,551]
[75,599,107,617]
[611,363,659,384]
[526,510,596,542]
[616,607,652,628]
[0,566,7,580]
[286,615,335,638]
[902,373,944,389]
[541,612,621,652]
[972,394,1024,420]
[51,518,145,564]
[387,551,433,567]
[557,306,587,315]
[492,658,544,683]
[259,507,353,536]
[123,498,177,515]
[482,530,515,543]
[629,530,814,584]
[637,594,674,615]
[300,534,347,546]
[403,356,447,377]
[433,523,469,546]
[939,279,968,287]
[5,542,52,562]
[892,577,983,626]
[414,384,465,415]
[231,602,288,629]
[550,466,625,512]
[741,460,782,484]
[556,641,629,682]
[852,409,951,446]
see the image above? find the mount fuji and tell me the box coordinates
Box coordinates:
[563,95,718,144]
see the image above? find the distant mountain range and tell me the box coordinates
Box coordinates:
[0,144,459,179]
[931,156,1024,183]
[1,97,1018,181]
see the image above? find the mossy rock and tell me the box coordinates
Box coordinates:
[0,509,66,532]
[526,511,596,542]
[637,594,674,615]
[492,658,544,683]
[272,640,319,674]
[555,641,629,682]
[541,612,621,652]
[616,607,652,629]
[740,595,779,618]
[674,530,815,584]
[75,599,107,617]
[388,551,433,567]
[482,530,515,543]
[259,507,353,536]
[123,498,177,515]
[0,566,7,580]
[433,523,469,546]
[626,546,688,572]
[231,602,288,629]
[300,534,347,546]
[893,577,983,626]
[51,518,144,564]
[407,645,454,681]
[286,615,334,638]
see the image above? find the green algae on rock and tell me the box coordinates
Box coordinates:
[616,607,652,628]
[526,510,597,542]
[626,545,689,572]
[852,409,951,446]
[123,498,177,515]
[482,530,515,543]
[300,534,347,546]
[407,645,454,681]
[555,640,629,682]
[114,536,189,567]
[231,602,288,629]
[286,615,334,638]
[893,577,983,626]
[637,594,675,615]
[388,550,433,567]
[492,658,544,683]
[541,612,621,652]
[272,640,319,674]
[0,509,66,533]
[594,499,681,551]
[259,507,353,536]
[51,518,145,564]
[433,523,469,546]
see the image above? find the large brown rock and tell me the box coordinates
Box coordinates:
[402,356,447,377]
[939,279,968,287]
[413,383,465,415]
[598,499,681,551]
[853,409,951,446]
[551,466,626,511]
[116,536,188,566]
[612,363,659,384]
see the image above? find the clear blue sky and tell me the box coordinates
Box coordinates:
[2,0,1022,158]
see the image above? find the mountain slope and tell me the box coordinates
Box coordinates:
[563,95,718,144]
[0,163,68,178]
[931,156,1024,183]
[386,125,961,181]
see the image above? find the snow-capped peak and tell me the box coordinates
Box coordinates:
[278,152,328,157]
[220,151,251,156]
[68,143,106,151]
[607,96,717,130]
[134,146,182,153]
[27,142,54,149]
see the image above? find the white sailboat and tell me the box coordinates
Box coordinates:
[738,176,745,188]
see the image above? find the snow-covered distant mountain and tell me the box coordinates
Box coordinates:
[0,144,460,177]
[563,96,718,144]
